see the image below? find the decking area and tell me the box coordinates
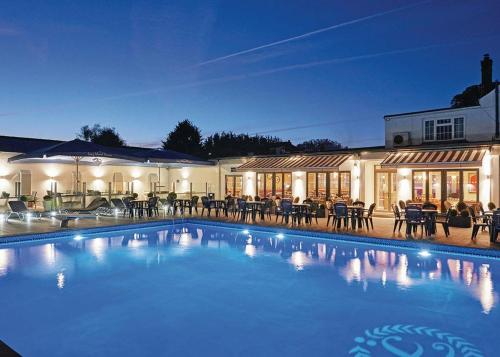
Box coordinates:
[0,211,498,251]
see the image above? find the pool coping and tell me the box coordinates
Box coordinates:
[1,218,500,259]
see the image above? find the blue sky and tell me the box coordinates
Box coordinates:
[1,0,499,148]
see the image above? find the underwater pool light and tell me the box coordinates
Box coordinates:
[276,233,285,239]
[74,235,84,241]
[418,250,431,258]
[242,229,250,235]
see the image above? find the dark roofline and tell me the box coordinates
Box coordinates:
[384,105,480,119]
[212,145,386,161]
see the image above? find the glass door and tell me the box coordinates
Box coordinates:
[375,171,397,211]
[446,171,461,207]
[428,171,442,208]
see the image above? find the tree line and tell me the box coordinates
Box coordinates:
[77,120,345,158]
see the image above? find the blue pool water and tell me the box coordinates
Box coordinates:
[0,222,499,356]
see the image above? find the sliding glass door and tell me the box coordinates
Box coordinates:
[375,171,397,211]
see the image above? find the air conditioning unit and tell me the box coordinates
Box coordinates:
[392,132,410,147]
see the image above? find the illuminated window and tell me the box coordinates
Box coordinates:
[225,175,242,197]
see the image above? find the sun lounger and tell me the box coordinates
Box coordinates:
[7,200,40,221]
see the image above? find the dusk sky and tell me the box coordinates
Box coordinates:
[1,0,499,148]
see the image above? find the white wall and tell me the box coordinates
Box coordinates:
[384,88,499,148]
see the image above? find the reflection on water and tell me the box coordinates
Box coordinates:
[0,224,498,314]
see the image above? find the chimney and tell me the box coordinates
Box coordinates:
[481,54,493,93]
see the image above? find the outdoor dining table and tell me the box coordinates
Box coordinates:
[130,199,149,218]
[209,199,227,217]
[246,201,265,220]
[174,198,192,215]
[292,203,309,224]
[421,209,439,236]
[347,205,365,230]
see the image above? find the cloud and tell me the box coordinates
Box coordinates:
[193,0,432,67]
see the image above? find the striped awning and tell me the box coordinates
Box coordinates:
[235,154,351,172]
[381,149,486,168]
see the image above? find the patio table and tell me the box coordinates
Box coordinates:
[209,199,227,217]
[347,205,365,229]
[421,209,439,236]
[174,199,192,215]
[131,200,149,218]
[293,203,309,224]
[247,201,265,221]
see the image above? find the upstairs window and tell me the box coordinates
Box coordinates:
[423,117,464,142]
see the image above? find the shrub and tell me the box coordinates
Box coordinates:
[20,195,28,202]
[43,195,52,200]
[147,192,154,198]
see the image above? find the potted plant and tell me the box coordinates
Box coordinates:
[20,195,28,202]
[43,195,54,211]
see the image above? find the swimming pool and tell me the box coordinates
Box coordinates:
[0,221,498,356]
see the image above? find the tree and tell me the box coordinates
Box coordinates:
[451,85,482,108]
[162,119,203,156]
[77,124,125,147]
[202,131,294,158]
[296,139,344,152]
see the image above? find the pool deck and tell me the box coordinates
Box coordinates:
[1,211,499,251]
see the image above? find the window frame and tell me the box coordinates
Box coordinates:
[255,172,292,198]
[423,117,465,142]
[225,175,243,197]
[306,171,351,200]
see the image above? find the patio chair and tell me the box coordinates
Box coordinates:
[261,198,272,220]
[470,206,489,240]
[436,208,451,237]
[226,197,237,217]
[147,196,159,217]
[391,204,405,233]
[201,196,214,216]
[334,202,349,229]
[326,201,336,226]
[7,200,40,221]
[362,203,376,230]
[276,199,295,225]
[190,196,199,214]
[305,201,319,224]
[236,199,252,222]
[490,210,500,243]
[405,207,426,238]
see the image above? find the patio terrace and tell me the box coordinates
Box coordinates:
[0,210,498,251]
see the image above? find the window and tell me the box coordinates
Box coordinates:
[307,171,350,200]
[307,173,317,198]
[454,117,464,139]
[423,117,465,142]
[340,172,351,198]
[424,120,434,141]
[257,173,264,197]
[225,175,243,197]
[256,172,292,198]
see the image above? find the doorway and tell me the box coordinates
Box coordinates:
[375,171,397,211]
